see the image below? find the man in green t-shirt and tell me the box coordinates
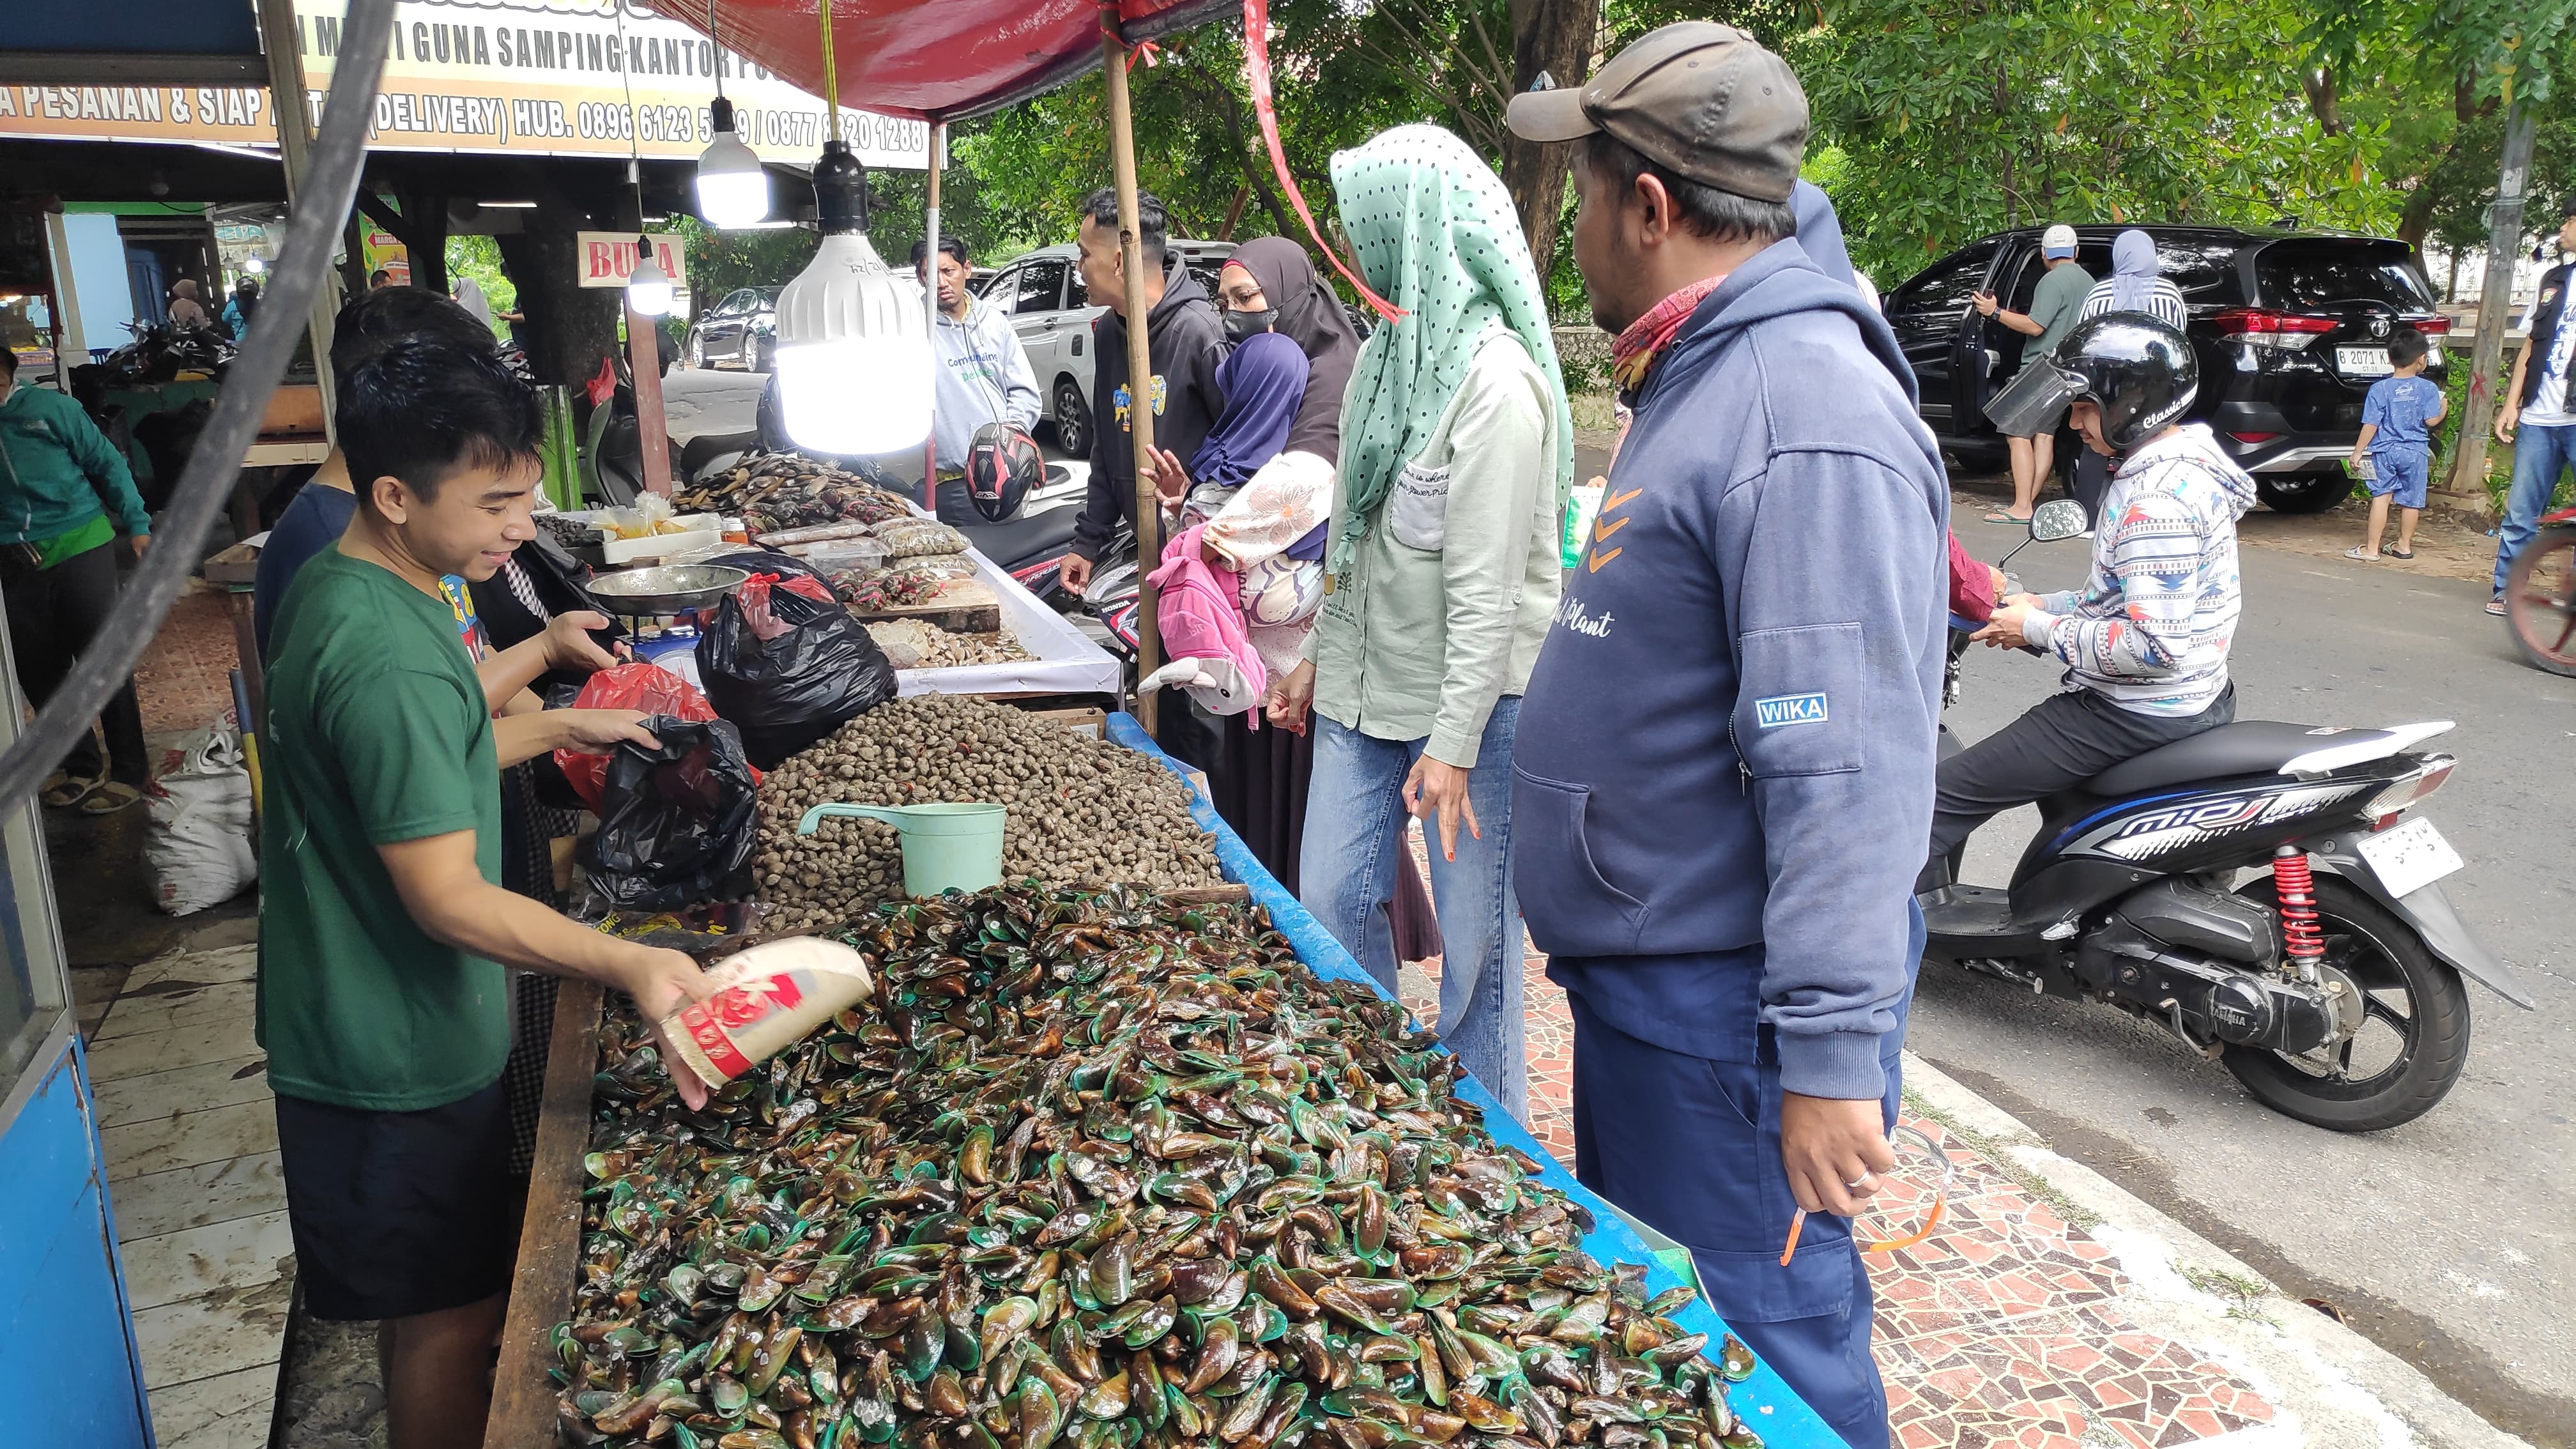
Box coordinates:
[260,334,715,1449]
[1975,223,2095,522]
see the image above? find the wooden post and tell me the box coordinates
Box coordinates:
[1101,24,1162,735]
[256,0,340,441]
[627,297,675,497]
[922,121,945,509]
[2445,101,2535,505]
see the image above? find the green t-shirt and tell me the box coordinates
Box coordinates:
[2027,260,2097,362]
[256,546,509,1110]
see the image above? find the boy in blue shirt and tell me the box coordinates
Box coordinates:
[2347,326,2443,561]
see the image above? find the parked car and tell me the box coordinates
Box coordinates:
[1885,225,2451,513]
[972,240,1234,457]
[686,286,780,372]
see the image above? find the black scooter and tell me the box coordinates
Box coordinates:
[1922,499,2531,1131]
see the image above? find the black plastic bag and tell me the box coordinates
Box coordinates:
[696,567,898,768]
[579,717,761,910]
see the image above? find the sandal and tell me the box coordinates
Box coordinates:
[79,782,144,816]
[40,771,100,809]
[2342,546,2379,562]
[2486,595,2508,617]
[1983,509,2033,525]
[2387,548,2415,560]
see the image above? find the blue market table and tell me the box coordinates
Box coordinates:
[482,712,1842,1449]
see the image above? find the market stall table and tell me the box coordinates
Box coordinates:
[480,711,1843,1449]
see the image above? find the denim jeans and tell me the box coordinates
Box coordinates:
[2492,420,2576,595]
[1300,698,1527,1122]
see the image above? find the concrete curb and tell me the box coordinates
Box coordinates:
[1901,1051,2531,1449]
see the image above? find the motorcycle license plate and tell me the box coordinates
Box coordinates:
[2337,346,2393,376]
[2356,815,2463,898]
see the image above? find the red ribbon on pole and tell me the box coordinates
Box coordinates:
[1239,0,1404,323]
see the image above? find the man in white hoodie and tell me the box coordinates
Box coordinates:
[1931,311,2255,864]
[912,236,1041,473]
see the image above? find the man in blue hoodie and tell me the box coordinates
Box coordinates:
[1508,26,1946,1447]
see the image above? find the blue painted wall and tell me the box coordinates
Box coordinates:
[0,1037,151,1447]
[0,3,261,57]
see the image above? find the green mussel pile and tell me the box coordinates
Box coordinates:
[556,885,1764,1449]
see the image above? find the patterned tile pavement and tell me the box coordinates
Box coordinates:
[1399,829,2274,1449]
[135,587,243,735]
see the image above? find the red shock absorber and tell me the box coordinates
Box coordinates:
[2273,845,2325,969]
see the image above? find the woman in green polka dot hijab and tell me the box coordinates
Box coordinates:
[1275,123,1570,1125]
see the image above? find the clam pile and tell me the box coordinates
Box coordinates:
[557,885,1763,1449]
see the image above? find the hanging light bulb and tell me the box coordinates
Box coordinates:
[771,4,930,456]
[696,96,769,228]
[626,234,675,318]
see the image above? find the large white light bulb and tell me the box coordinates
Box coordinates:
[695,130,769,228]
[773,231,933,456]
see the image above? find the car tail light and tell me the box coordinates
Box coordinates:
[2411,316,2452,337]
[2226,431,2283,445]
[2366,755,2454,829]
[2211,309,2338,349]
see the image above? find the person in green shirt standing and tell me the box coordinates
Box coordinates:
[1975,223,2094,522]
[1268,125,1572,1124]
[0,347,153,813]
[260,333,714,1449]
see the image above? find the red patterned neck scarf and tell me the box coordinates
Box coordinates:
[1610,275,1728,395]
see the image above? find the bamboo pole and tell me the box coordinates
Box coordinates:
[1100,24,1162,735]
[921,121,946,508]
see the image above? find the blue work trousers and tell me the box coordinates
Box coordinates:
[2493,420,2576,594]
[1561,962,1910,1449]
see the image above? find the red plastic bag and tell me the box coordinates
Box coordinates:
[554,661,717,812]
[737,572,837,641]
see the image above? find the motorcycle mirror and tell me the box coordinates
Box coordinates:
[2028,498,2088,542]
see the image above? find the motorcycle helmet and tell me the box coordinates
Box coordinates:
[2052,313,2198,451]
[965,422,1043,522]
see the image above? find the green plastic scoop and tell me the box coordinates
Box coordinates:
[795,802,1007,897]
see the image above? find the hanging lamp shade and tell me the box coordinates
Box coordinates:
[696,96,769,228]
[772,141,931,456]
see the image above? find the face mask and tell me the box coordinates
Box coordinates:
[1223,307,1278,342]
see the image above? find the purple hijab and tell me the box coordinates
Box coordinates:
[1190,332,1309,491]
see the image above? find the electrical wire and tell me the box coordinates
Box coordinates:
[819,0,841,141]
[0,0,398,811]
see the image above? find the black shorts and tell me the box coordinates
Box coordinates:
[273,1079,519,1321]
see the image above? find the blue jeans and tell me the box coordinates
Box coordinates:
[2493,420,2576,594]
[1300,699,1527,1122]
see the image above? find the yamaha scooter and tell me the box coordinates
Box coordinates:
[1922,499,2531,1131]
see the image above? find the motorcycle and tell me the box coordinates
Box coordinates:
[2501,503,2576,676]
[1922,498,2531,1131]
[99,321,233,384]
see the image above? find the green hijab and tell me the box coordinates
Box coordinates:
[1327,125,1574,578]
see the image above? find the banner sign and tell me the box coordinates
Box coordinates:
[0,0,928,167]
[576,231,686,288]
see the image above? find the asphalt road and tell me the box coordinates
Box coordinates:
[1935,509,2576,1445]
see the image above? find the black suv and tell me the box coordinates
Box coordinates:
[1883,226,2450,512]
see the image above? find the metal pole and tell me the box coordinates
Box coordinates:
[921,121,944,509]
[255,0,339,442]
[2447,101,2536,502]
[1101,26,1161,735]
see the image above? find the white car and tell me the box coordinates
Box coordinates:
[972,240,1234,458]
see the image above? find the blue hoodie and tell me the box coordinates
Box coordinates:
[1512,237,1947,1101]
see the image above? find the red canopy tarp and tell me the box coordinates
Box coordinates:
[672,0,1237,123]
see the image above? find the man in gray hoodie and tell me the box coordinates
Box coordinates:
[912,236,1041,475]
[1508,25,1946,1448]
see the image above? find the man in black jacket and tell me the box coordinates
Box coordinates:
[1061,188,1227,592]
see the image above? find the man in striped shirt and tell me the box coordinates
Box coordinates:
[1929,313,2255,865]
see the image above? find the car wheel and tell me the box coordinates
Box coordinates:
[2254,469,2354,514]
[1052,378,1091,457]
[751,338,773,374]
[686,332,705,370]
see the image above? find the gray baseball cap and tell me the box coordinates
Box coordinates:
[1505,22,1808,204]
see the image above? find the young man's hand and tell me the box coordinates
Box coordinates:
[1149,446,1195,506]
[1781,1092,1897,1218]
[1972,291,1999,318]
[129,535,151,559]
[553,709,660,753]
[1975,597,2044,649]
[621,948,719,1111]
[1060,553,1095,595]
[2496,401,2520,445]
[542,610,621,674]
[1403,753,1480,862]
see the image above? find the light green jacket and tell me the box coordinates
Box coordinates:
[1309,325,1560,767]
